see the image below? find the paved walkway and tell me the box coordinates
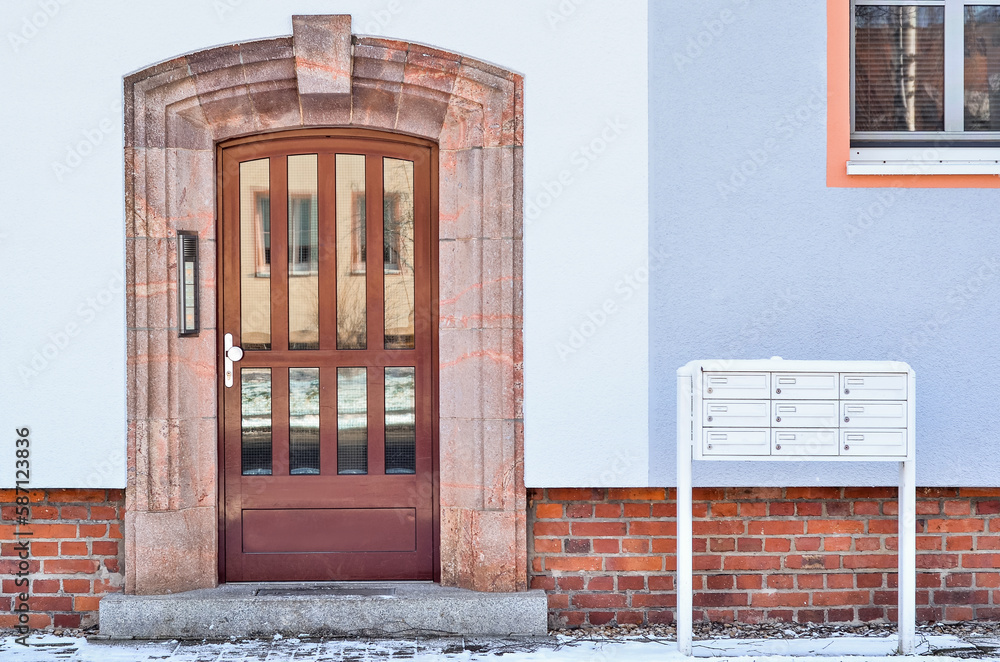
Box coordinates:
[1,632,999,661]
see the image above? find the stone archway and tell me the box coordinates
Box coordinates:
[124,15,524,594]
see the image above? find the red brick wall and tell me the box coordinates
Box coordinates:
[0,489,124,630]
[529,487,1000,628]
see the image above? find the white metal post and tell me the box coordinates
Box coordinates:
[898,459,916,655]
[676,369,693,656]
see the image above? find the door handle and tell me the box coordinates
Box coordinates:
[224,333,244,388]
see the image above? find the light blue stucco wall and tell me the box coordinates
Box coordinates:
[649,0,1000,487]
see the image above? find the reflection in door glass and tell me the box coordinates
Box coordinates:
[385,367,416,474]
[289,367,320,475]
[240,159,271,350]
[288,155,319,350]
[383,159,415,349]
[336,154,367,349]
[337,367,368,474]
[241,368,272,475]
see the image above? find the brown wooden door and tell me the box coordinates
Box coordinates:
[218,130,437,581]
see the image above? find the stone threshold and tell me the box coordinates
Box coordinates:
[98,582,548,639]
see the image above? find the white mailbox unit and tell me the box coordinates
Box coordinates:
[676,359,916,655]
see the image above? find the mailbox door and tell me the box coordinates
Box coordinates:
[703,400,770,427]
[841,401,907,428]
[771,400,839,427]
[771,429,839,456]
[702,372,770,399]
[772,373,839,400]
[703,429,770,456]
[841,373,907,400]
[841,430,906,457]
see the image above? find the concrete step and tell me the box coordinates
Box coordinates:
[99,582,549,640]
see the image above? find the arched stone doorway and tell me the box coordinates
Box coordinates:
[124,14,524,594]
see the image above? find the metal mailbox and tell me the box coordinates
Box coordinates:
[684,359,914,462]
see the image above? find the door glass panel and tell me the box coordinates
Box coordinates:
[241,368,272,475]
[337,367,368,474]
[336,154,367,350]
[383,158,415,349]
[854,5,945,131]
[385,367,416,474]
[288,155,319,349]
[240,159,271,349]
[289,367,320,475]
[965,6,1000,130]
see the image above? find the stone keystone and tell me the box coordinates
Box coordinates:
[293,15,353,95]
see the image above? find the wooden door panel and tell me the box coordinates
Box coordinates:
[218,131,437,582]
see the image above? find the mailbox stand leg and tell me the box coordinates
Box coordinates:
[677,371,693,656]
[898,459,916,655]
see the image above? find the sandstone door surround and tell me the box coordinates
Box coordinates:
[125,15,523,594]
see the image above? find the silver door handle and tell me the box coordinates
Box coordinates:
[224,333,243,388]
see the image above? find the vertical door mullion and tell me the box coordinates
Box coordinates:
[366,155,385,351]
[272,367,291,476]
[368,366,386,476]
[271,155,290,351]
[944,0,964,131]
[319,366,336,476]
[319,152,337,351]
[413,148,433,478]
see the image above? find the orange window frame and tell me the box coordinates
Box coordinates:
[827,0,1000,188]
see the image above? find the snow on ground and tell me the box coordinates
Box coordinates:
[1,633,1000,662]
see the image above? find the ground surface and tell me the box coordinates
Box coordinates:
[0,623,998,660]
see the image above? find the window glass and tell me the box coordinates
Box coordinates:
[855,5,945,131]
[965,6,1000,130]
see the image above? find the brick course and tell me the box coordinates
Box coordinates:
[0,489,124,630]
[529,487,1000,628]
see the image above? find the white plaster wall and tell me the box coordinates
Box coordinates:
[0,0,649,488]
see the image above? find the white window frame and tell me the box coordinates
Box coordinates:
[850,0,1000,174]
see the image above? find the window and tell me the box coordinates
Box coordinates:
[252,193,318,276]
[850,0,1000,173]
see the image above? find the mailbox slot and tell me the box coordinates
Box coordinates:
[703,429,769,456]
[772,373,838,400]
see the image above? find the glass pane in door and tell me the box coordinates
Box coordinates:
[383,158,415,349]
[240,159,271,349]
[289,367,320,475]
[241,368,272,475]
[336,154,367,350]
[337,367,368,474]
[288,154,319,349]
[385,367,416,474]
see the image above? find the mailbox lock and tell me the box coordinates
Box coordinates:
[844,389,850,394]
[707,416,713,422]
[707,387,713,394]
[775,416,781,422]
[844,445,850,450]
[775,444,782,450]
[707,444,713,450]
[775,388,781,394]
[844,417,850,423]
